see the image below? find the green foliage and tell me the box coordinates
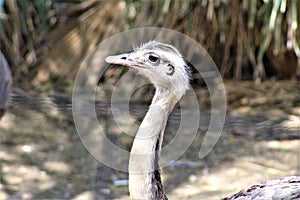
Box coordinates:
[1,0,53,80]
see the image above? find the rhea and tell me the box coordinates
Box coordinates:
[106,41,188,199]
[105,41,300,200]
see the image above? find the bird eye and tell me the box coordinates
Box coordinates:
[147,54,160,64]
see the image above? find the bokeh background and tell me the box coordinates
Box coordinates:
[0,0,299,199]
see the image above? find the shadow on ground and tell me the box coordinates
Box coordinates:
[0,80,299,199]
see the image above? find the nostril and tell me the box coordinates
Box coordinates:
[121,57,126,60]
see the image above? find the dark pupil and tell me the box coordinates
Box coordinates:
[149,55,158,62]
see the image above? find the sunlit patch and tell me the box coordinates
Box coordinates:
[43,161,71,174]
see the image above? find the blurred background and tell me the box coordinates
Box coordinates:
[0,0,299,199]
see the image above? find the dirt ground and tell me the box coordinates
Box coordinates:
[0,80,299,200]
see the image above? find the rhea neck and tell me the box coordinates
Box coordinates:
[128,86,181,200]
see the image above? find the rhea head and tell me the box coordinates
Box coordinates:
[105,41,191,99]
[105,42,191,199]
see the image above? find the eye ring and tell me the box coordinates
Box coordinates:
[146,54,160,64]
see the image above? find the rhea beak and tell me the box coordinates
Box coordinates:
[105,52,145,68]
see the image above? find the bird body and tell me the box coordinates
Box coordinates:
[223,176,300,200]
[105,41,300,200]
[0,51,12,118]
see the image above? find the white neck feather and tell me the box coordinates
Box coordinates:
[128,87,179,199]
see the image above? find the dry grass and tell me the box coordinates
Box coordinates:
[1,0,299,87]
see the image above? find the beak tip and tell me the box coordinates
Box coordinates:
[105,56,114,64]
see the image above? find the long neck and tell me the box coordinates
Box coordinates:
[129,87,179,200]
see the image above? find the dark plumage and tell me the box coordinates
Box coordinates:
[223,176,300,200]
